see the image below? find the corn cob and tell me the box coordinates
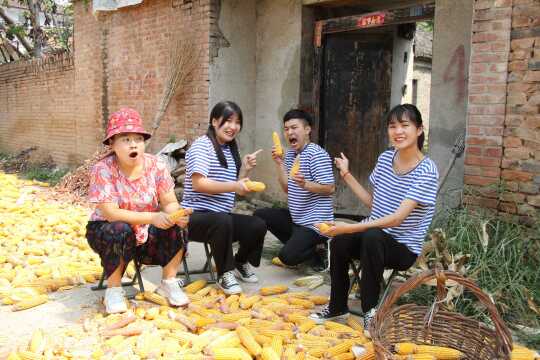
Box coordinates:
[298,320,317,333]
[143,291,169,306]
[245,181,267,192]
[324,339,354,357]
[307,347,326,357]
[168,208,188,222]
[12,294,48,311]
[259,328,294,339]
[288,297,315,309]
[261,346,281,360]
[17,351,44,360]
[346,317,364,332]
[290,157,300,177]
[309,295,329,305]
[212,347,252,360]
[324,321,355,332]
[155,317,186,331]
[272,132,283,157]
[260,285,288,296]
[184,279,207,294]
[236,326,262,356]
[395,342,417,355]
[416,345,464,359]
[271,336,283,358]
[254,333,272,346]
[315,222,331,233]
[6,352,21,360]
[511,346,539,360]
[240,295,260,309]
[271,257,286,267]
[333,352,355,360]
[144,306,160,320]
[29,329,44,354]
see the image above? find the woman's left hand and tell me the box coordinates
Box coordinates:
[321,221,353,237]
[242,149,263,171]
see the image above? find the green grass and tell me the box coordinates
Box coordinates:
[401,207,540,348]
[22,165,69,186]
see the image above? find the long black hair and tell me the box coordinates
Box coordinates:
[385,104,425,151]
[207,101,243,176]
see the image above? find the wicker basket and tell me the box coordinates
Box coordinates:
[371,269,513,360]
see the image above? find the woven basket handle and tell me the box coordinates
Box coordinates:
[375,269,512,356]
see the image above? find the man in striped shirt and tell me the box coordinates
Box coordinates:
[254,109,335,271]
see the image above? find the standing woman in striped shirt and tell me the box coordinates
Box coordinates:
[181,101,267,295]
[310,104,439,331]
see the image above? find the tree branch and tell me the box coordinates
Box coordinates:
[0,7,34,54]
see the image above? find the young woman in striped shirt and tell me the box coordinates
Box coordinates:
[310,104,439,332]
[254,109,335,271]
[181,101,267,294]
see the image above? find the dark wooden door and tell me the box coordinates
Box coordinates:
[321,30,393,216]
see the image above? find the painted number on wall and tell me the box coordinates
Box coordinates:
[443,45,466,104]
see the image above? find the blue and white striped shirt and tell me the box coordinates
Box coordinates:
[368,149,439,255]
[182,135,237,213]
[285,143,335,234]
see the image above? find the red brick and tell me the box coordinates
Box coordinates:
[501,170,534,181]
[498,201,517,213]
[504,136,522,147]
[523,71,540,82]
[465,155,501,167]
[511,38,535,50]
[464,175,499,186]
[504,148,531,160]
[485,146,503,157]
[466,146,483,156]
[468,115,505,126]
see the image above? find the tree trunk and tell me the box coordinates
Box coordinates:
[0,8,34,55]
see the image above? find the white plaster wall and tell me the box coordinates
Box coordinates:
[390,29,415,107]
[209,0,257,156]
[252,0,303,201]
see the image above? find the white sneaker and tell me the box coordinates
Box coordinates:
[234,262,258,283]
[217,271,242,295]
[104,287,128,314]
[156,278,190,306]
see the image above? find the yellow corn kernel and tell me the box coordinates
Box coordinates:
[168,208,188,222]
[6,352,22,360]
[240,295,261,310]
[17,351,44,360]
[309,295,329,305]
[333,352,355,360]
[511,347,539,360]
[143,291,169,306]
[324,321,355,332]
[259,329,294,340]
[260,285,288,296]
[288,297,315,309]
[395,342,418,355]
[325,339,354,357]
[346,317,364,332]
[254,333,272,346]
[272,132,283,157]
[155,317,186,331]
[222,311,251,322]
[315,222,331,233]
[271,336,283,358]
[245,181,267,192]
[416,345,464,359]
[184,279,207,294]
[297,319,316,333]
[212,347,252,360]
[208,332,241,349]
[12,294,48,311]
[290,157,300,177]
[271,257,285,267]
[29,329,44,354]
[236,326,262,356]
[261,346,281,360]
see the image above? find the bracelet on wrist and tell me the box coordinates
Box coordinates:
[341,171,350,178]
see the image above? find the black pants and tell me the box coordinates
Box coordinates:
[187,211,267,276]
[329,228,417,314]
[253,208,326,266]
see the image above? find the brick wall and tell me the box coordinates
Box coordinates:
[465,0,540,222]
[0,53,78,166]
[0,0,212,166]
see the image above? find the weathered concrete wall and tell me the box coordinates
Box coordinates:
[429,0,473,208]
[251,0,303,201]
[390,29,414,107]
[412,61,432,138]
[209,0,257,156]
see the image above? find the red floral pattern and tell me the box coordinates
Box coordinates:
[88,153,174,244]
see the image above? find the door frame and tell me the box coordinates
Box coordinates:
[312,3,436,143]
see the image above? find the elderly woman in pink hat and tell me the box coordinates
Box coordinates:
[86,108,192,314]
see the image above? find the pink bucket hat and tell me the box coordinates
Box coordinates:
[103,108,151,145]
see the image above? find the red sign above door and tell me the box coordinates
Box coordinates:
[357,12,386,28]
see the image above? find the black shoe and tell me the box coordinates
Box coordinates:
[234,261,258,283]
[217,271,242,295]
[308,305,349,324]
